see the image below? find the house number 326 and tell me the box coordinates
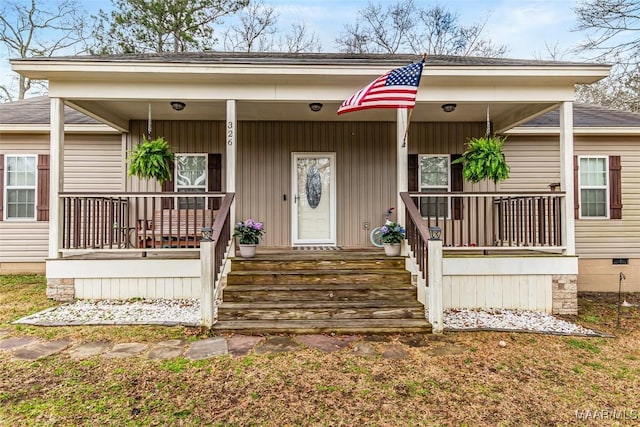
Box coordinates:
[227,121,234,145]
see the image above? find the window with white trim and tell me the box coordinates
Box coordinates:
[579,156,609,218]
[4,155,37,220]
[419,154,450,217]
[175,154,207,208]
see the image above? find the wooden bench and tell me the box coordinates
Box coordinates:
[138,208,217,248]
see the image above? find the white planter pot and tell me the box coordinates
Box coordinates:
[238,244,257,258]
[383,243,401,256]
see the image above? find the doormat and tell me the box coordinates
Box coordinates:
[293,246,343,251]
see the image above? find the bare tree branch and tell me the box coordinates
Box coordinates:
[223,2,277,52]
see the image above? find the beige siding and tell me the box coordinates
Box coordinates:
[64,134,123,191]
[127,120,225,191]
[502,134,640,259]
[578,258,640,292]
[236,121,397,247]
[0,132,122,263]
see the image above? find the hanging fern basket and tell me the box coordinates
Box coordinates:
[452,135,510,184]
[127,136,175,184]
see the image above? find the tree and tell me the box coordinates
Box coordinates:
[0,0,88,101]
[335,1,507,57]
[279,22,322,53]
[574,0,640,111]
[223,1,277,52]
[91,0,249,54]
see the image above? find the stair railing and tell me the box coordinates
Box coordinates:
[400,192,431,279]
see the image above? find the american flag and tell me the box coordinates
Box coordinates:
[337,60,424,115]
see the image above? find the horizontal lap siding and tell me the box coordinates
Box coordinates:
[0,133,121,262]
[502,134,640,259]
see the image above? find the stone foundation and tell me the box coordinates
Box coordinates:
[552,275,578,315]
[46,278,75,302]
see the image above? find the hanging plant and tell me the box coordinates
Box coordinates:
[452,135,510,184]
[127,136,175,183]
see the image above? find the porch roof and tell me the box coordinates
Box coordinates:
[10,52,611,133]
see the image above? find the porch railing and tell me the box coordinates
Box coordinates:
[211,193,234,280]
[60,192,229,251]
[400,191,565,250]
[401,192,433,279]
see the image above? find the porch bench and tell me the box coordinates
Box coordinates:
[138,208,217,248]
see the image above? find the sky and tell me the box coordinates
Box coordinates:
[1,0,593,99]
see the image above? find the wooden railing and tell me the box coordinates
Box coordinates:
[60,192,228,251]
[401,192,433,279]
[401,192,565,250]
[211,193,234,280]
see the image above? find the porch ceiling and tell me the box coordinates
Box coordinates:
[67,99,557,132]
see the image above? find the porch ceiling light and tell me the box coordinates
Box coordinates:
[441,103,456,113]
[428,226,442,241]
[201,226,213,242]
[309,102,323,112]
[171,101,186,111]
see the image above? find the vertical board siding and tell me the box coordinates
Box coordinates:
[127,120,225,192]
[237,121,487,247]
[443,274,552,312]
[503,134,640,258]
[0,133,121,262]
[236,121,397,247]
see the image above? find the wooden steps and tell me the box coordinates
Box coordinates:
[213,252,431,334]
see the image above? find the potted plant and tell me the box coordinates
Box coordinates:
[452,135,510,184]
[380,221,405,256]
[127,136,174,184]
[233,219,265,258]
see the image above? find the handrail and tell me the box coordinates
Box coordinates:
[211,193,235,284]
[401,192,432,279]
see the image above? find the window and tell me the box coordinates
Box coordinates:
[419,155,450,217]
[579,156,608,218]
[4,155,37,220]
[175,154,207,209]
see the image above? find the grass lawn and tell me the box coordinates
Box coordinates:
[1,274,639,426]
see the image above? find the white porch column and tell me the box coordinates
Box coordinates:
[396,109,408,253]
[226,99,237,256]
[200,239,215,329]
[48,98,64,259]
[559,101,575,255]
[428,235,444,333]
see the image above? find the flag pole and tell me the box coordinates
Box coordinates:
[401,53,427,148]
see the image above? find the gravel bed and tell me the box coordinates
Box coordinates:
[442,308,601,336]
[14,299,200,327]
[16,301,601,336]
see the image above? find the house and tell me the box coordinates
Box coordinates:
[0,97,122,274]
[2,52,622,328]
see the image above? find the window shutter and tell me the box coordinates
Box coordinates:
[0,154,4,221]
[408,154,418,191]
[208,153,222,209]
[451,154,463,220]
[37,154,50,221]
[407,154,419,211]
[609,155,622,219]
[573,156,579,219]
[161,160,175,209]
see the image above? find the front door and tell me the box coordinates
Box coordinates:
[292,153,336,245]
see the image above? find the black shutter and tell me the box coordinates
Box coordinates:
[208,153,222,209]
[161,159,175,209]
[451,154,463,220]
[609,155,622,219]
[408,154,418,192]
[37,154,50,221]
